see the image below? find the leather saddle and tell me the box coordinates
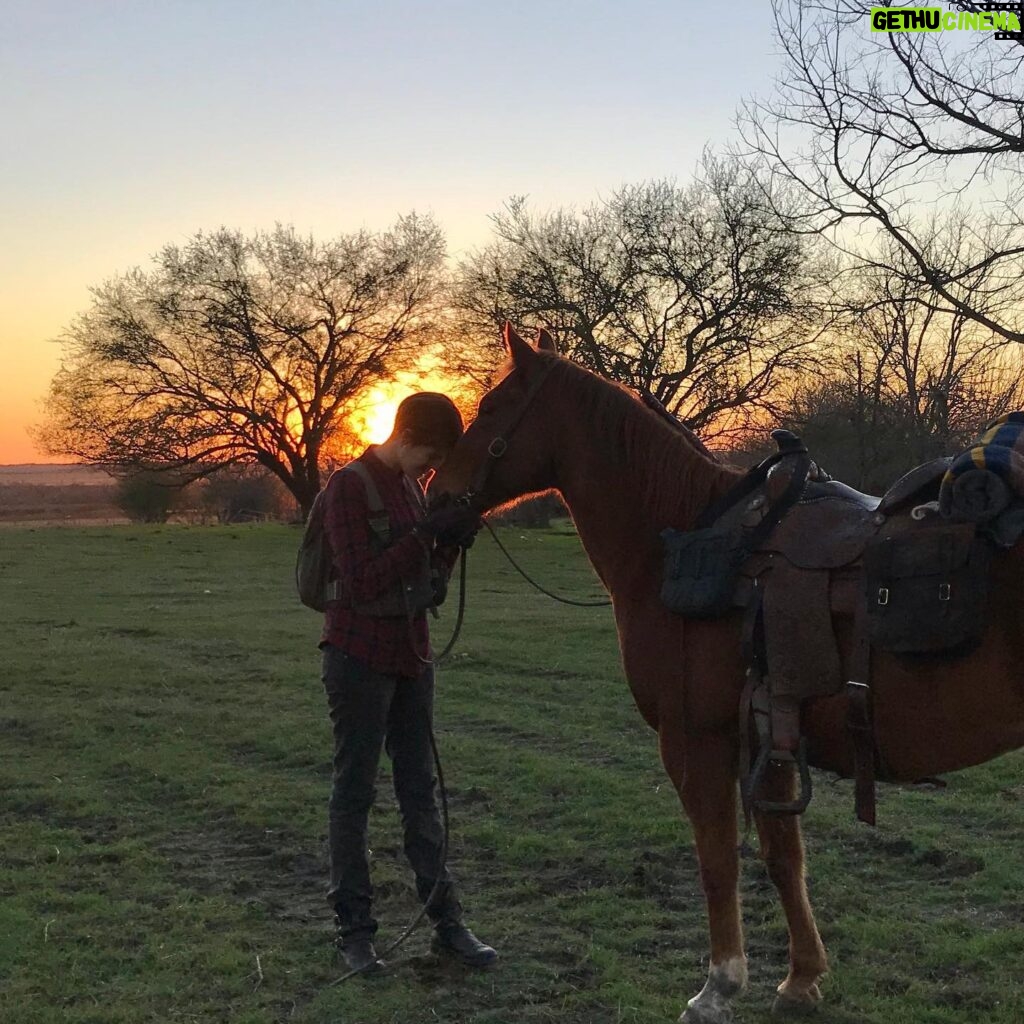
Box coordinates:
[722,435,961,824]
[660,427,1006,824]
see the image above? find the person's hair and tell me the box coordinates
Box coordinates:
[392,392,463,450]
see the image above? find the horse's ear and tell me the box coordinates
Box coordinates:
[504,321,535,368]
[535,327,557,353]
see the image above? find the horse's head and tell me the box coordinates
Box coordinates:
[429,323,559,512]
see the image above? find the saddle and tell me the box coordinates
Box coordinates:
[661,431,1004,825]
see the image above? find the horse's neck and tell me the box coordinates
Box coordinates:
[554,398,737,594]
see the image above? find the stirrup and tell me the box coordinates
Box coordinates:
[745,737,813,816]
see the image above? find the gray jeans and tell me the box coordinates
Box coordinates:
[321,645,460,938]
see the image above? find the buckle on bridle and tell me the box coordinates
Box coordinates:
[487,437,508,458]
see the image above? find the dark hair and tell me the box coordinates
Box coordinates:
[393,392,463,450]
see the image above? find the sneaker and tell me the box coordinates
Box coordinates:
[430,924,498,967]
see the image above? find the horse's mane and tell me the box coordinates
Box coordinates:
[528,354,740,527]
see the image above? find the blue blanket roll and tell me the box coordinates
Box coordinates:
[939,412,1024,521]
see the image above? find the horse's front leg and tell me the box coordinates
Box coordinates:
[662,728,747,1024]
[753,761,828,1015]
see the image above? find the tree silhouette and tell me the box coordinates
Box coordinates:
[742,0,1024,343]
[453,156,833,441]
[38,218,446,515]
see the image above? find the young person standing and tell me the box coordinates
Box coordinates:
[320,392,496,973]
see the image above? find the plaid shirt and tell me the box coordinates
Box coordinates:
[320,447,443,678]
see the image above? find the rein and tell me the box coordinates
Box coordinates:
[330,547,468,986]
[330,486,474,987]
[457,370,730,610]
[409,547,470,667]
[482,519,611,607]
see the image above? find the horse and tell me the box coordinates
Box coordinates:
[428,323,1024,1023]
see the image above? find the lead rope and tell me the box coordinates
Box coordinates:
[481,519,611,607]
[328,550,468,985]
[327,723,450,985]
[410,549,470,667]
[330,512,607,985]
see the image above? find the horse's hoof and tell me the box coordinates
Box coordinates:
[771,988,821,1017]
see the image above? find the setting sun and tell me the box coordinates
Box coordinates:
[348,354,473,448]
[352,382,406,445]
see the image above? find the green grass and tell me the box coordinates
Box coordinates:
[1,523,1022,1024]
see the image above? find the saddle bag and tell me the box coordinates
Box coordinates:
[660,524,747,618]
[863,523,992,655]
[659,441,815,620]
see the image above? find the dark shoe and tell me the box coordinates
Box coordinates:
[430,924,498,967]
[338,935,388,975]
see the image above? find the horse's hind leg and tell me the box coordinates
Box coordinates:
[753,760,828,1015]
[664,730,747,1024]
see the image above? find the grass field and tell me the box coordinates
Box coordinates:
[2,523,1022,1024]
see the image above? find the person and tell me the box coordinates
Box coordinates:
[320,391,496,974]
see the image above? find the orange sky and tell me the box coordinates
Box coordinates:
[345,354,476,449]
[0,3,778,464]
[0,291,79,465]
[0,228,482,466]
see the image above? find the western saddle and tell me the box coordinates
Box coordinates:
[661,430,1007,825]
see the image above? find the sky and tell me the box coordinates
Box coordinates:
[0,0,782,464]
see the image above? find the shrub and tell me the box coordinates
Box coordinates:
[198,467,295,523]
[114,472,182,523]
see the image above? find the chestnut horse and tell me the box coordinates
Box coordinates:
[430,325,1024,1023]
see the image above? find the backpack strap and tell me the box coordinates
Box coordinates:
[401,474,427,516]
[340,460,392,546]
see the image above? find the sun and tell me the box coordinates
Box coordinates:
[348,354,473,448]
[353,381,406,445]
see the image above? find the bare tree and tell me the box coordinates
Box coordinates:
[785,234,1024,489]
[37,218,446,516]
[454,155,834,442]
[742,0,1024,343]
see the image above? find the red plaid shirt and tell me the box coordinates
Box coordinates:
[320,447,443,678]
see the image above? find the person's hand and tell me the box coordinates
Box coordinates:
[416,505,481,548]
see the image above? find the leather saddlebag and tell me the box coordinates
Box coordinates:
[863,523,992,654]
[660,525,746,618]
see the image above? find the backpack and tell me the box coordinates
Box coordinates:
[295,461,436,616]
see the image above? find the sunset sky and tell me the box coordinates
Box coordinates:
[0,0,779,464]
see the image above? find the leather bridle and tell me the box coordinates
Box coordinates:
[457,359,559,510]
[451,355,611,608]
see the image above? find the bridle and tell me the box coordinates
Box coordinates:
[456,359,559,511]
[408,362,564,670]
[402,361,565,670]
[452,357,612,609]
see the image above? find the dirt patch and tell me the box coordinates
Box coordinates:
[100,626,163,639]
[840,831,984,877]
[158,816,328,924]
[627,847,699,900]
[913,847,985,876]
[0,717,47,743]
